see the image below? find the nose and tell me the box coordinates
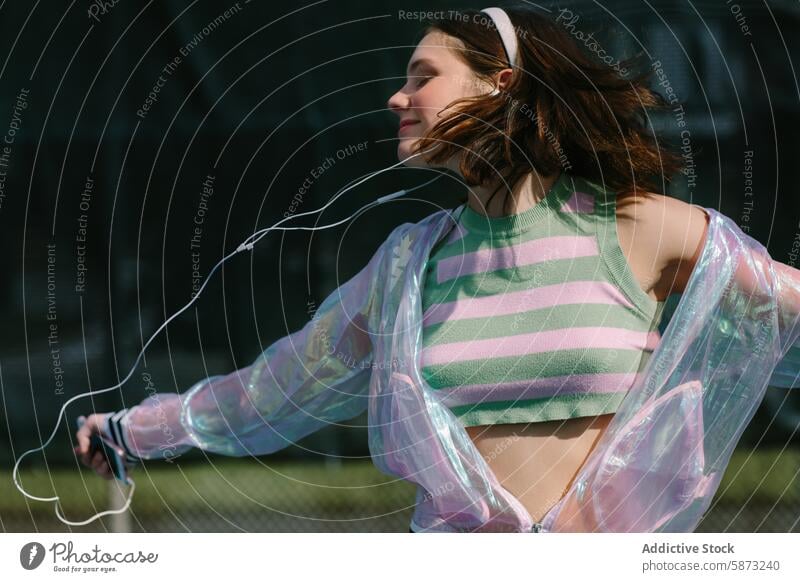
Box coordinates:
[387,86,410,118]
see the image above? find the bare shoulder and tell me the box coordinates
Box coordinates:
[615,191,708,248]
[616,191,709,296]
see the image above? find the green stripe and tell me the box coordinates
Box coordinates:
[448,392,628,427]
[432,216,591,259]
[423,255,609,306]
[421,348,651,388]
[422,303,654,343]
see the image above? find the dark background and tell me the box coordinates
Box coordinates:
[0,0,799,531]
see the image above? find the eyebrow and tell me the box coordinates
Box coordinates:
[406,58,435,77]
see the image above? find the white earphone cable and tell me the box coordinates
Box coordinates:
[13,149,442,526]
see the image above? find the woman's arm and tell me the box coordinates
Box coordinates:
[641,197,800,388]
[643,196,709,298]
[87,228,398,462]
[708,223,800,388]
[766,259,800,388]
[615,193,709,299]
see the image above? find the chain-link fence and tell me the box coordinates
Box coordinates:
[4,449,799,533]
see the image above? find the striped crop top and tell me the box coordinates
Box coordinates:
[420,173,666,428]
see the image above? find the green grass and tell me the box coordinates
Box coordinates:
[3,448,798,519]
[713,448,800,504]
[3,457,417,518]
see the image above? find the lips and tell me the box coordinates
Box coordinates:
[399,120,420,132]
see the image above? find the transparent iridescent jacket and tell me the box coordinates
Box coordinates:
[114,202,800,532]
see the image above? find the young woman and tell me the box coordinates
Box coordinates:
[385,6,708,527]
[76,6,710,531]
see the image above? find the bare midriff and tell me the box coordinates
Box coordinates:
[464,413,615,523]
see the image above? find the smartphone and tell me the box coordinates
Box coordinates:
[76,416,129,482]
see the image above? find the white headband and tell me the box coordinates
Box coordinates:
[480,7,518,69]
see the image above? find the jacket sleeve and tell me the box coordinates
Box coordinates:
[701,241,800,390]
[101,231,395,461]
[768,259,800,388]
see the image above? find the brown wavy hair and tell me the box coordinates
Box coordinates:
[412,5,684,212]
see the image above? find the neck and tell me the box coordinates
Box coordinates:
[465,170,561,218]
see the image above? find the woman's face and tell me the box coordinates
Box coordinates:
[387,31,493,168]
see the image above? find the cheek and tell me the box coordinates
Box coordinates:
[415,90,454,126]
[412,92,437,120]
[419,79,474,122]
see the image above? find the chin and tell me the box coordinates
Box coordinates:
[397,139,429,167]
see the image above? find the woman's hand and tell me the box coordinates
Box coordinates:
[74,414,114,480]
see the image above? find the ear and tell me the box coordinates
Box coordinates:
[495,68,514,92]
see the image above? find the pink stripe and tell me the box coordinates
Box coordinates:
[437,236,598,284]
[422,281,635,327]
[560,191,594,213]
[421,327,661,367]
[434,372,640,406]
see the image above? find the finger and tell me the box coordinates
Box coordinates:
[76,428,90,455]
[76,446,91,467]
[73,446,88,466]
[91,451,106,470]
